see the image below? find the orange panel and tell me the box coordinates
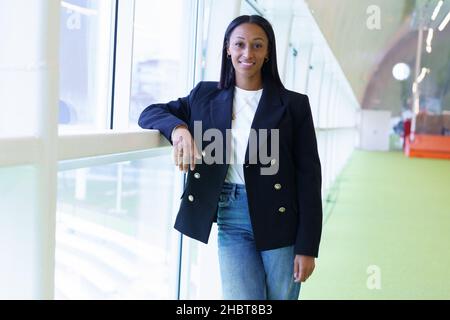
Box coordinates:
[405,134,450,160]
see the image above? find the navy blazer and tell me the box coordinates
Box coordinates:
[138,78,322,257]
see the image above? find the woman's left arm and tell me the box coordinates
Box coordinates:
[292,94,323,258]
[291,94,323,282]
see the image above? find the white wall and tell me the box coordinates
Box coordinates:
[359,110,392,151]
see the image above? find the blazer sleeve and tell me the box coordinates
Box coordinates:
[138,82,202,144]
[293,94,323,257]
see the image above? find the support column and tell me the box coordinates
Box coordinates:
[0,0,60,299]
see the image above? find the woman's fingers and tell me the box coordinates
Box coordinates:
[173,136,182,166]
[294,255,315,282]
[174,136,184,171]
[173,131,201,172]
[182,139,190,172]
[190,142,195,171]
[293,259,300,283]
[190,140,202,171]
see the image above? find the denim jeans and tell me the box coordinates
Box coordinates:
[217,182,301,300]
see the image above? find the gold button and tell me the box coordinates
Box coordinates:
[278,207,286,213]
[188,195,194,202]
[274,183,281,190]
[271,158,277,166]
[194,172,200,179]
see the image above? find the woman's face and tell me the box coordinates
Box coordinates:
[227,23,269,84]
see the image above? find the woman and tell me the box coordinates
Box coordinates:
[138,15,322,300]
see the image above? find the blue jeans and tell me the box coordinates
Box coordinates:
[217,182,301,300]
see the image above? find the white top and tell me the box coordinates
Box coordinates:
[225,86,263,184]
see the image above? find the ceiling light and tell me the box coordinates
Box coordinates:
[432,1,443,21]
[438,11,450,31]
[392,63,410,81]
[426,28,434,46]
[426,28,434,53]
[416,68,430,84]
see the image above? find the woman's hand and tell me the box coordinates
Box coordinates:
[293,255,315,282]
[171,125,201,172]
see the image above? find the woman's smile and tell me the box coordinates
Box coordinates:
[239,60,256,68]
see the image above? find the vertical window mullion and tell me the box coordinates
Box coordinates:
[178,0,204,300]
[112,0,136,131]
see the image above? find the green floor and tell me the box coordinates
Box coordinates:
[301,150,450,300]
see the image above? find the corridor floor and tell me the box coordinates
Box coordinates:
[301,151,450,299]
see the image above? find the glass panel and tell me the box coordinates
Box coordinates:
[306,45,324,125]
[55,153,182,299]
[179,228,222,300]
[59,0,115,130]
[284,45,298,91]
[199,0,212,82]
[317,67,332,128]
[129,0,187,127]
[240,0,259,14]
[0,166,38,299]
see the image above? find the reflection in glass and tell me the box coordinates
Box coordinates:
[55,153,181,299]
[59,0,115,130]
[0,166,38,299]
[129,0,185,126]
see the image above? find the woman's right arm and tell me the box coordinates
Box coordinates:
[138,82,202,172]
[138,82,202,144]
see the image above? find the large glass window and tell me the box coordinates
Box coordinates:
[59,0,115,130]
[55,153,182,299]
[129,0,187,127]
[0,166,38,299]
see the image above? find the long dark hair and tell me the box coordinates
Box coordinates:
[218,15,284,89]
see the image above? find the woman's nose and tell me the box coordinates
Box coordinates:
[243,46,253,58]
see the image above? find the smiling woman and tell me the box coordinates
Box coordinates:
[226,23,269,90]
[138,14,323,300]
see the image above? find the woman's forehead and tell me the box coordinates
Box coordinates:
[230,23,268,41]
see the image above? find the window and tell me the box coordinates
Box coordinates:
[129,0,188,127]
[59,0,115,130]
[0,166,38,299]
[55,154,182,299]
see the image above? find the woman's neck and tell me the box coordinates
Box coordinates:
[235,74,263,91]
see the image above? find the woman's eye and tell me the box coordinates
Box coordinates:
[254,43,263,49]
[235,42,243,47]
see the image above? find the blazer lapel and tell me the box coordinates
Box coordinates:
[209,86,233,163]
